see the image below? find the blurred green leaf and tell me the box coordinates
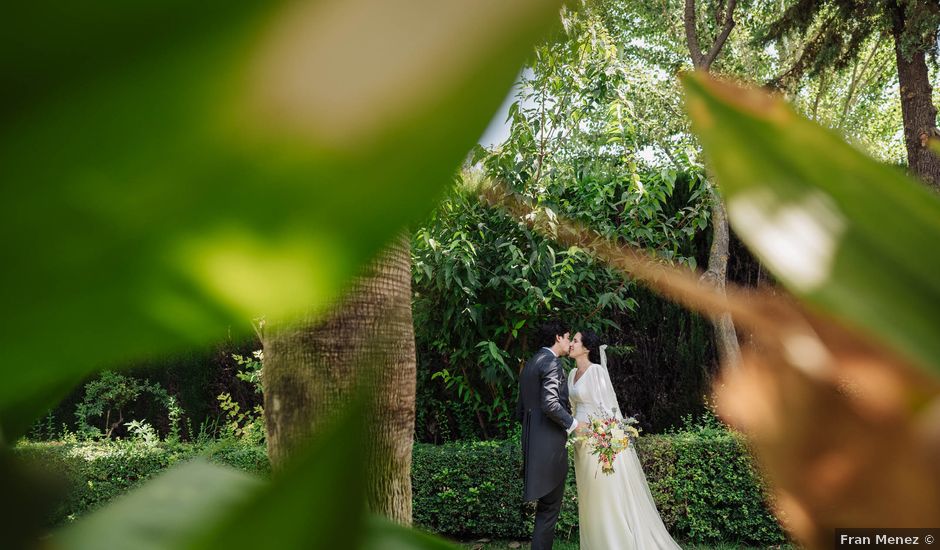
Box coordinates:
[1,448,68,549]
[361,516,458,550]
[0,0,561,438]
[56,460,263,550]
[58,388,378,550]
[189,400,370,550]
[682,72,940,375]
[0,377,81,447]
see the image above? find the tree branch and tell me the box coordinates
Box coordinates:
[531,83,547,189]
[660,143,684,172]
[686,0,737,70]
[812,69,828,119]
[839,32,886,128]
[702,0,738,70]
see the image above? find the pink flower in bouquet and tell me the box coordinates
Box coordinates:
[576,413,640,475]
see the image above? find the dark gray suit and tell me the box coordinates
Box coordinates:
[516,348,575,550]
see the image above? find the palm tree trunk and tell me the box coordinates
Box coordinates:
[262,234,417,524]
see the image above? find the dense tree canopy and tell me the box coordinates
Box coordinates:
[596,0,906,163]
[411,6,717,441]
[761,0,938,178]
[410,0,928,441]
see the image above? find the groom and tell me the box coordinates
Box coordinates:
[516,320,579,550]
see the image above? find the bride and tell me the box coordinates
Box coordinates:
[568,329,682,549]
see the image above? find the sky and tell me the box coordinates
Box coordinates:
[476,69,659,164]
[478,84,518,148]
[477,68,538,149]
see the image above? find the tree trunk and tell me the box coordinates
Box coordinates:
[262,235,417,525]
[699,187,741,367]
[891,3,940,191]
[684,0,742,369]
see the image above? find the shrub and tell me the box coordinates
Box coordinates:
[15,427,784,545]
[656,414,786,545]
[25,339,263,443]
[202,439,270,476]
[216,392,265,445]
[73,371,185,440]
[14,440,188,526]
[412,427,786,546]
[12,439,269,528]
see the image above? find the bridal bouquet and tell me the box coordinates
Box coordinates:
[581,414,640,475]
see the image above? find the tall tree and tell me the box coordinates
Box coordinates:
[262,235,417,524]
[683,0,743,368]
[468,5,719,434]
[597,0,904,164]
[763,0,940,189]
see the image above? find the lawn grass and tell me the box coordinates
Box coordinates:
[455,539,800,549]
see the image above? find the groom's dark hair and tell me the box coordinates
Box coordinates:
[538,319,570,348]
[579,329,603,364]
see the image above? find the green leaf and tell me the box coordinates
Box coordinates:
[361,516,458,550]
[0,0,563,438]
[487,341,500,359]
[189,407,370,549]
[56,460,264,550]
[486,341,508,370]
[683,72,940,375]
[59,389,376,550]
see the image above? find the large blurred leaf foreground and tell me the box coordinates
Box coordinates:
[682,71,940,378]
[0,0,561,440]
[54,391,460,550]
[682,72,940,549]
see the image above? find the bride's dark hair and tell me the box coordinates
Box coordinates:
[579,329,602,364]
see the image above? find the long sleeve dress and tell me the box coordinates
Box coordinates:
[568,363,682,550]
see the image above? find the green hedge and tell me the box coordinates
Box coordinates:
[13,439,269,527]
[15,430,784,545]
[411,431,786,546]
[411,438,578,541]
[637,432,785,544]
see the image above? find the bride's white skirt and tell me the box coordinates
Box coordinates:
[573,441,682,550]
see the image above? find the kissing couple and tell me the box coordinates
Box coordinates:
[516,320,681,550]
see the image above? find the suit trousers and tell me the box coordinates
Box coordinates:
[531,475,566,550]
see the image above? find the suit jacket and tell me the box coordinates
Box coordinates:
[516,348,575,502]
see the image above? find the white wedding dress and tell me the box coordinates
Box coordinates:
[569,359,682,550]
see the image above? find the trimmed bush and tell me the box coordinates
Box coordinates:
[16,429,784,545]
[14,439,268,527]
[202,439,270,475]
[410,438,581,540]
[412,430,786,546]
[640,433,785,545]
